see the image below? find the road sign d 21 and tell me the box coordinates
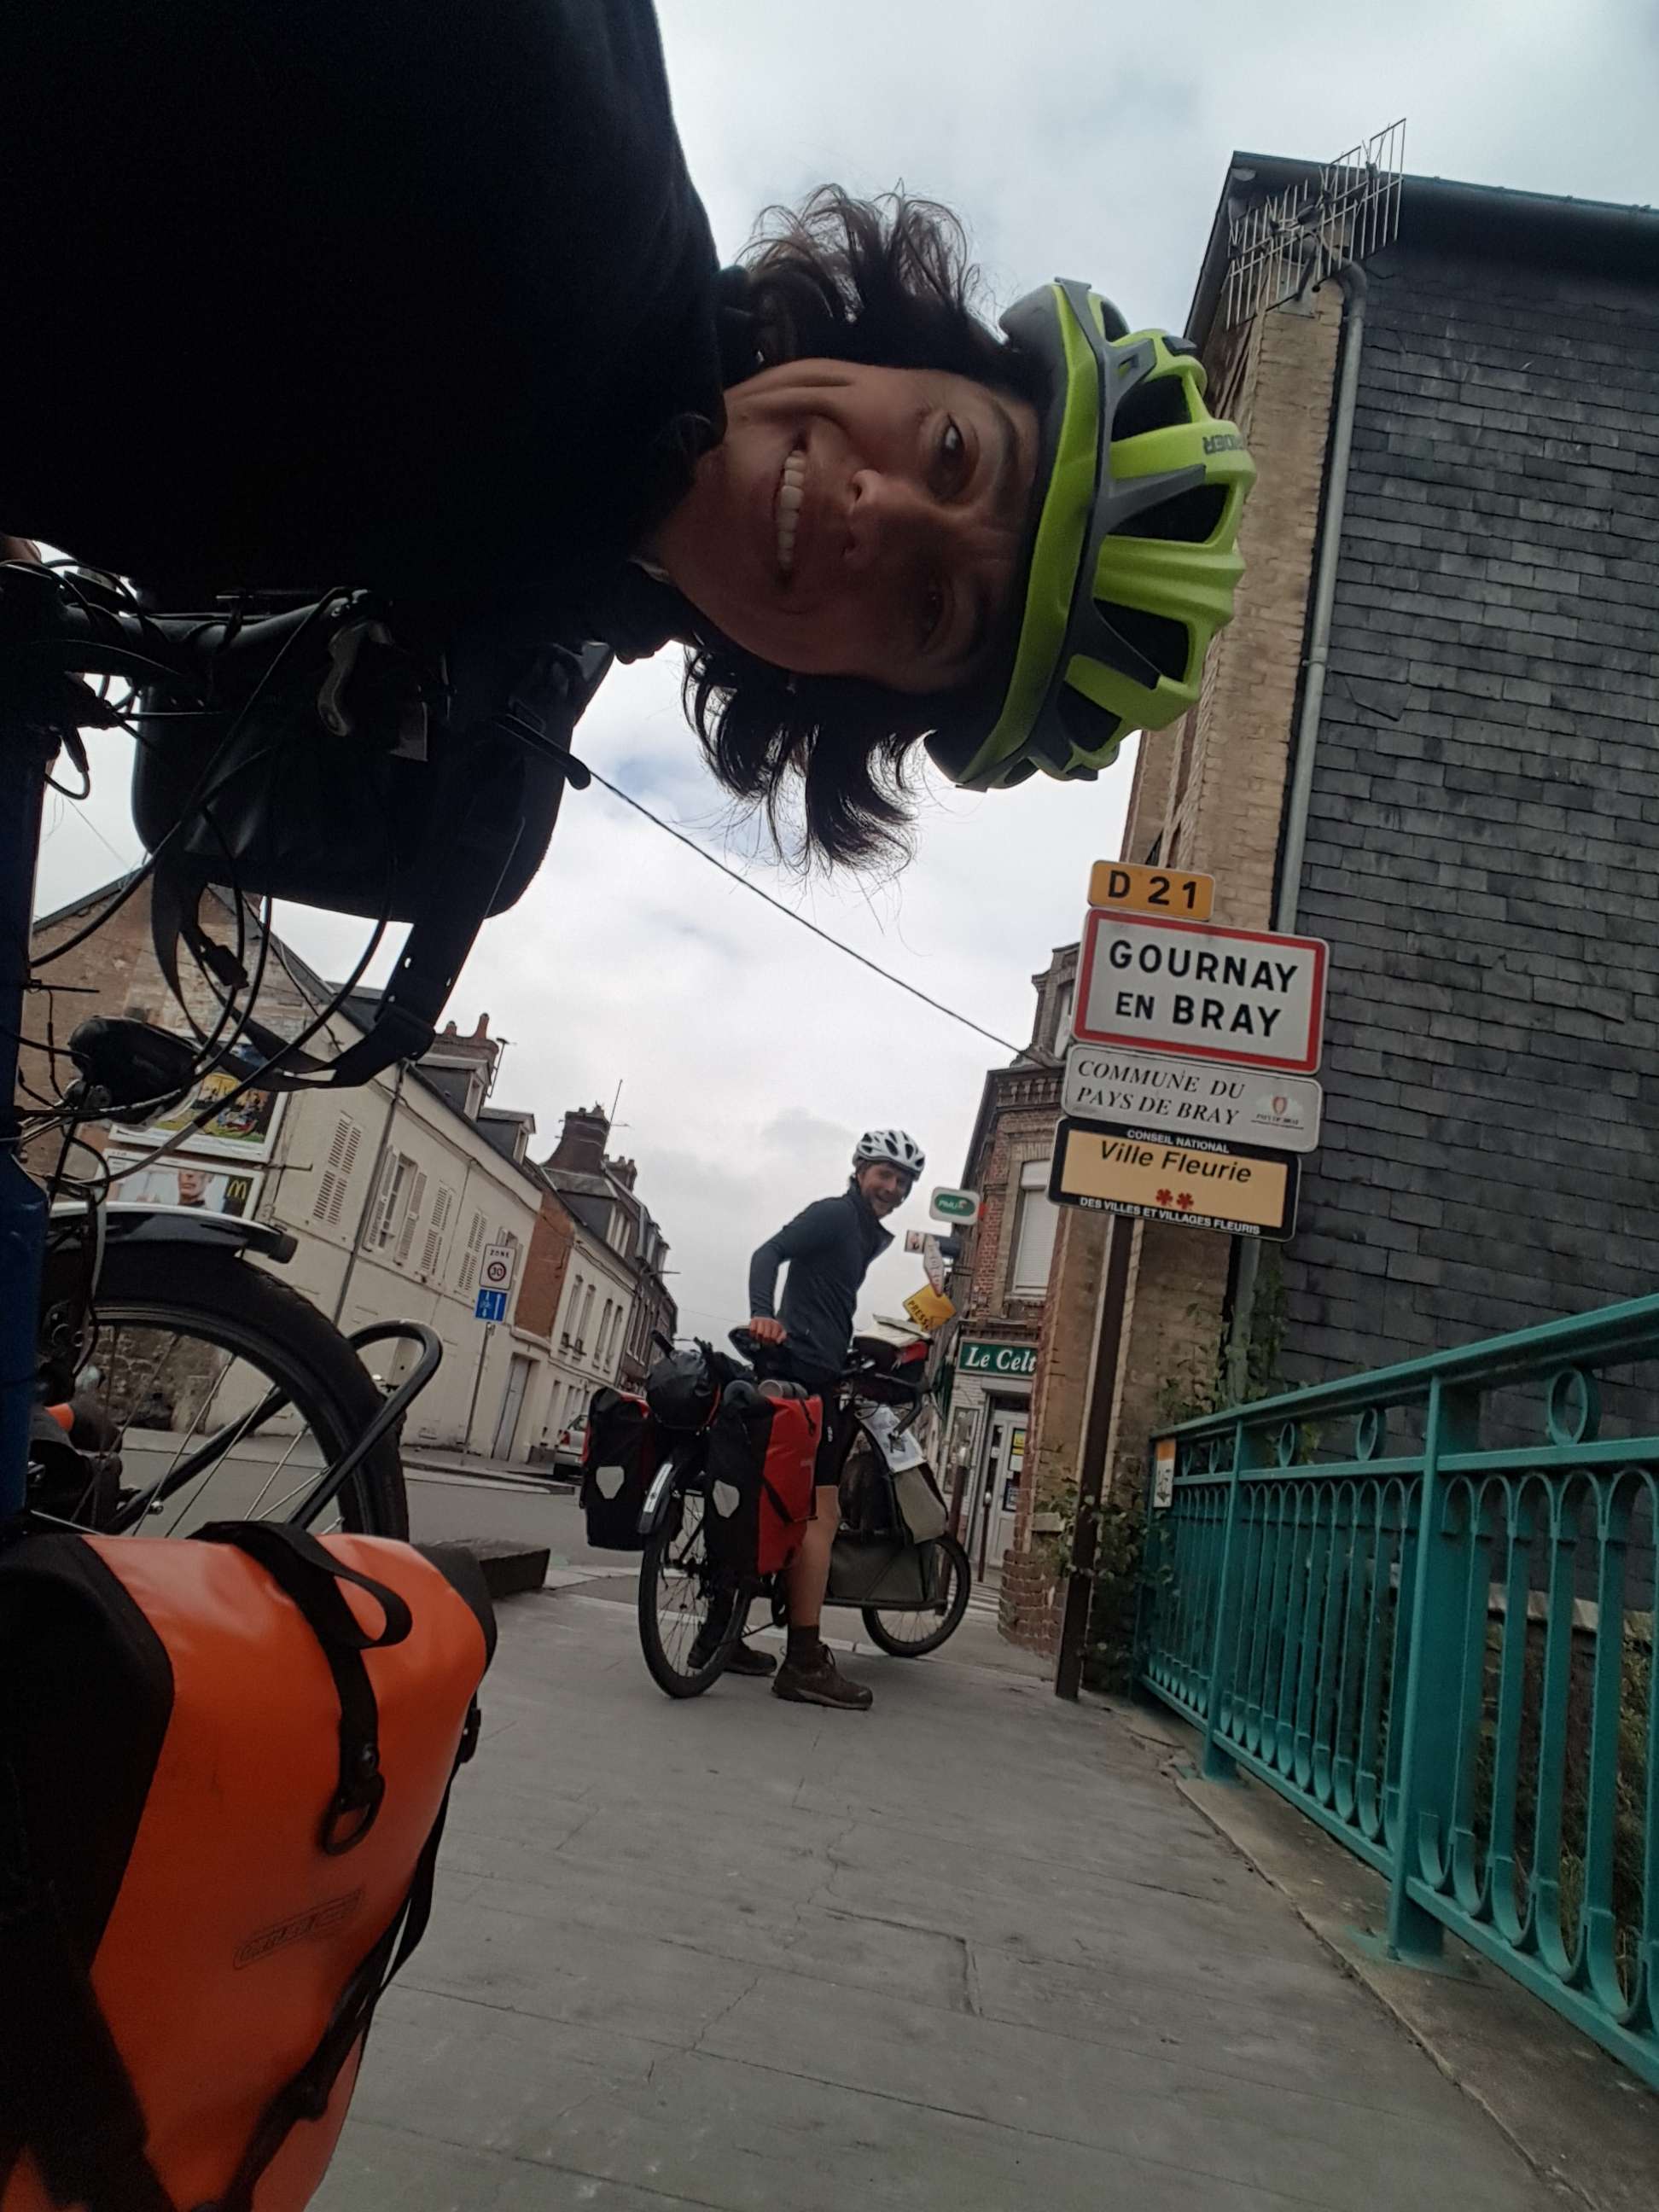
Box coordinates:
[474,1287,508,1323]
[1048,1117,1300,1242]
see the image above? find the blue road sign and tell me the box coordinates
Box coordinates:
[474,1288,508,1323]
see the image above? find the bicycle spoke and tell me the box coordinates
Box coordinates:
[160,1354,241,1534]
[242,1428,314,1520]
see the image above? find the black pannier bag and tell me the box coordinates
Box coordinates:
[702,1382,819,1582]
[580,1389,657,1551]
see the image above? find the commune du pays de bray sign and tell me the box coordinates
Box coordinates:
[1074,911,1328,1074]
[1062,1046,1323,1154]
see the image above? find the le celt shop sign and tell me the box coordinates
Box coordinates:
[957,1340,1039,1378]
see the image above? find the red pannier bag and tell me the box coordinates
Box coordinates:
[0,1521,494,2212]
[703,1381,820,1580]
[580,1388,657,1552]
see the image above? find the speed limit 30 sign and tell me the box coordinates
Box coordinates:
[480,1242,516,1291]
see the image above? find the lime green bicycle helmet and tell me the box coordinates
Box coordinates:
[926,280,1254,792]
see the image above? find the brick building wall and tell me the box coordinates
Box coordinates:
[516,1190,576,1342]
[1017,278,1344,1543]
[1281,241,1659,1384]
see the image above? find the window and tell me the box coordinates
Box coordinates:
[393,1169,428,1267]
[1051,981,1074,1055]
[562,1272,583,1347]
[578,1282,597,1353]
[419,1185,455,1276]
[456,1208,486,1289]
[1009,1159,1057,1297]
[373,1154,416,1249]
[311,1115,362,1228]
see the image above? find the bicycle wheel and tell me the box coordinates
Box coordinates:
[637,1481,743,1698]
[42,1243,407,1539]
[860,1534,972,1658]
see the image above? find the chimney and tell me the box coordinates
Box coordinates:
[608,1156,638,1191]
[548,1104,610,1176]
[472,1012,491,1040]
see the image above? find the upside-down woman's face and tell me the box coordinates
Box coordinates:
[647,360,1038,694]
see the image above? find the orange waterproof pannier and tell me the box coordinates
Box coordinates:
[0,1522,494,2212]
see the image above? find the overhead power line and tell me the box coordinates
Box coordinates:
[585,765,1048,1068]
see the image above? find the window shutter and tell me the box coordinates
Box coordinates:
[396,1171,428,1266]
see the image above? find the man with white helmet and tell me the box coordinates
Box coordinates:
[741,1127,926,1710]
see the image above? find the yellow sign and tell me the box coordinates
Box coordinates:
[1152,1435,1177,1509]
[902,1284,956,1334]
[1088,860,1214,923]
[1051,1118,1298,1240]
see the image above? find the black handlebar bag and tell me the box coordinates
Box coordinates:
[0,1523,494,2212]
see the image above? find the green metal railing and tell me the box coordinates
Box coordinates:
[1138,1294,1658,2087]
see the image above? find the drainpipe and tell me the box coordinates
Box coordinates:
[1225,260,1369,1405]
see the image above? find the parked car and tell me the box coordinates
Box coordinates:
[552,1416,588,1476]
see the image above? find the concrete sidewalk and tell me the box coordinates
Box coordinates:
[318,1591,1565,2211]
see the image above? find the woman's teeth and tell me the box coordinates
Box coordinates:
[776,446,805,578]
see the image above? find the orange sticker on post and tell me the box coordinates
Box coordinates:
[1088,860,1214,922]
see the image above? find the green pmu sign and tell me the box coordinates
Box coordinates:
[929,1186,981,1224]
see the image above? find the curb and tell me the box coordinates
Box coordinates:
[453,1540,553,1601]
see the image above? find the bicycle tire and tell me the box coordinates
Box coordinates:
[87,1243,408,1538]
[860,1534,972,1658]
[637,1487,742,1699]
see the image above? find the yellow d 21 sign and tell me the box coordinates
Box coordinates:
[902,1284,956,1334]
[1088,859,1214,922]
[1049,1118,1299,1241]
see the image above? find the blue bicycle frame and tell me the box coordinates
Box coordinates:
[0,727,51,1516]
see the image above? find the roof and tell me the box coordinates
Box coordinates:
[1188,157,1659,343]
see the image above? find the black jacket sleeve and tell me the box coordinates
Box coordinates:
[747,1200,842,1319]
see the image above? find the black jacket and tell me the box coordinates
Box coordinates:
[3,1,747,619]
[748,1188,894,1386]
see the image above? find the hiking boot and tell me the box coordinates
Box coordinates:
[688,1631,775,1678]
[771,1647,873,1711]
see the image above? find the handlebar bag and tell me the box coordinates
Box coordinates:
[704,1382,820,1580]
[580,1389,657,1551]
[0,1522,494,2212]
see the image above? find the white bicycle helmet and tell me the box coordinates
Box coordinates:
[853,1128,926,1183]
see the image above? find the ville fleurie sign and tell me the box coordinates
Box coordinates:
[1074,911,1328,1074]
[956,1340,1039,1379]
[1062,1045,1323,1154]
[1049,1119,1301,1242]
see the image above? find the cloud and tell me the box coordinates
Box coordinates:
[30,0,1639,1343]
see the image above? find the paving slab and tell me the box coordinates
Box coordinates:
[317,1588,1569,2210]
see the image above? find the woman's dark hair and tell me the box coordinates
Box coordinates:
[686,188,1043,868]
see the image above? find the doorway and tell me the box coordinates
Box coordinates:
[974,1402,1028,1577]
[492,1353,533,1461]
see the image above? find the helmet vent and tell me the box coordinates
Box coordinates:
[1055,689,1124,758]
[1103,603,1191,684]
[1112,373,1191,440]
[1124,484,1229,546]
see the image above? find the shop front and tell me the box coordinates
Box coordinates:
[944,1338,1039,1578]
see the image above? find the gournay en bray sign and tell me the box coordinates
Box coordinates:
[1062,1046,1322,1155]
[1074,911,1328,1075]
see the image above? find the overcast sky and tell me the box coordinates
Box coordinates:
[32,0,1657,1344]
